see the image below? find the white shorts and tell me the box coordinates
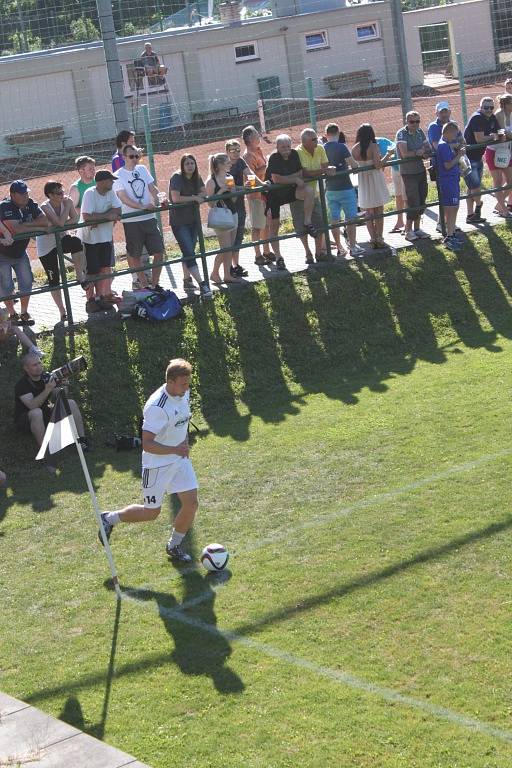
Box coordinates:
[141,458,198,508]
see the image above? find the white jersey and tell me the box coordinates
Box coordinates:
[141,384,191,468]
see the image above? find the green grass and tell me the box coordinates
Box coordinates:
[3,225,512,766]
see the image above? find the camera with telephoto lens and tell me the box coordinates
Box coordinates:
[42,356,87,386]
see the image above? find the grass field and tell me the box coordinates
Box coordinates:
[2,226,512,766]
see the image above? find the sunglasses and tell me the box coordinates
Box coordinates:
[128,154,140,159]
[228,147,241,152]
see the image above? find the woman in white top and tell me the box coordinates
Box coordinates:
[35,180,87,321]
[352,123,390,249]
[205,153,241,285]
[488,93,512,214]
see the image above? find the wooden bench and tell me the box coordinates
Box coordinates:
[5,126,69,156]
[323,70,375,95]
[192,106,240,123]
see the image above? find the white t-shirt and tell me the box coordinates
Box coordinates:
[79,187,121,244]
[113,165,155,223]
[141,384,191,468]
[36,201,60,257]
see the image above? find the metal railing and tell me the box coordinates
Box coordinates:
[2,136,511,337]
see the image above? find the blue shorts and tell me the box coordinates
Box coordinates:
[326,189,358,222]
[464,160,483,190]
[439,178,460,207]
[0,252,33,298]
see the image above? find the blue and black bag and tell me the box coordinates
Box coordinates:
[132,290,184,321]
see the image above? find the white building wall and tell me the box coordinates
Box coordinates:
[196,35,290,114]
[403,0,496,86]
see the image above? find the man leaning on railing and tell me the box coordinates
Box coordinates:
[0,180,48,327]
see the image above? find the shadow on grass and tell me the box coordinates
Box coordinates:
[232,515,512,637]
[24,514,509,708]
[122,571,245,694]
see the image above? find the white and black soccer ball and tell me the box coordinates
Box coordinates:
[200,543,229,572]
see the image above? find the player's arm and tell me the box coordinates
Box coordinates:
[142,430,189,457]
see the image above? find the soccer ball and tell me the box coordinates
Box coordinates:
[201,543,229,572]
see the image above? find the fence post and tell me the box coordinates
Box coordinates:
[194,202,210,288]
[306,77,317,133]
[56,232,75,348]
[142,103,163,238]
[318,177,332,260]
[456,52,468,127]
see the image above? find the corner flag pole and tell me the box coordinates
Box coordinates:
[71,421,123,601]
[36,389,122,599]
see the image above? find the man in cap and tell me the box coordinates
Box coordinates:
[79,170,122,313]
[0,181,48,325]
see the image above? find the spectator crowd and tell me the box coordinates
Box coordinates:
[1,78,512,328]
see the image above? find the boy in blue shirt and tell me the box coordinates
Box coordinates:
[436,121,465,251]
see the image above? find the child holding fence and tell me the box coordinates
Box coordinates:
[436,121,465,252]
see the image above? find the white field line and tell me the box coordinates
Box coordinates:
[176,446,512,611]
[122,588,512,744]
[239,447,512,554]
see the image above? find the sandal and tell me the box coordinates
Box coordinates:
[390,224,404,233]
[9,312,20,323]
[20,312,35,326]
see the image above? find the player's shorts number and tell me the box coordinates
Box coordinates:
[145,495,156,505]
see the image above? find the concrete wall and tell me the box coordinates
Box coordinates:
[403,0,496,86]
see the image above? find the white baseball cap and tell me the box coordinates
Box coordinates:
[435,101,450,112]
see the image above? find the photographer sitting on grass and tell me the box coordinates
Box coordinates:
[14,353,89,475]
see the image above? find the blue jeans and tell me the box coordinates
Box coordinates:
[464,159,483,190]
[171,223,198,268]
[0,251,33,299]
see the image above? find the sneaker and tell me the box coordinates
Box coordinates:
[404,231,418,242]
[151,284,165,293]
[98,512,113,545]
[303,223,317,237]
[166,543,192,563]
[264,252,276,263]
[414,229,430,239]
[20,312,35,326]
[183,277,195,293]
[199,281,213,299]
[466,213,486,224]
[254,255,266,266]
[443,236,461,252]
[349,244,365,257]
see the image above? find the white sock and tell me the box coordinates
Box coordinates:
[105,511,121,526]
[167,529,185,548]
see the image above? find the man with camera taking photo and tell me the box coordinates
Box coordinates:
[14,353,89,474]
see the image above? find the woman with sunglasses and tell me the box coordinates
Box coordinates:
[36,180,87,322]
[396,111,431,242]
[463,98,501,223]
[485,94,512,217]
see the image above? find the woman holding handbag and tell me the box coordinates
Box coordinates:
[484,94,512,217]
[205,153,241,285]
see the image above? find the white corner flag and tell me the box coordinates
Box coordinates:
[36,389,75,460]
[35,389,122,599]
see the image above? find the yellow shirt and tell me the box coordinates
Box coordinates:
[296,144,328,195]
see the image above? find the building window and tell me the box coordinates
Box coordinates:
[356,22,380,43]
[234,42,259,62]
[305,31,329,51]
